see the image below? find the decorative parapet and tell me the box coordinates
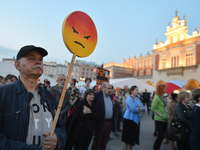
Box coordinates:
[153,13,200,50]
[103,62,133,69]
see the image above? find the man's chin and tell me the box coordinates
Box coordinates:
[32,72,42,79]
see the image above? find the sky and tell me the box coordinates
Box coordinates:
[0,1,200,65]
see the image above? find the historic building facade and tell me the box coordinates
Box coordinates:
[103,52,153,81]
[104,12,200,88]
[153,13,200,87]
[77,60,99,81]
[44,60,99,81]
[43,61,57,79]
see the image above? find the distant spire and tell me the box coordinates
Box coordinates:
[156,38,158,44]
[175,9,178,16]
[195,28,197,31]
[168,21,170,26]
[161,40,163,43]
[183,14,185,20]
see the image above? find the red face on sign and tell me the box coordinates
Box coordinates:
[62,11,98,57]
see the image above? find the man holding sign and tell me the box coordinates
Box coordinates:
[0,45,66,149]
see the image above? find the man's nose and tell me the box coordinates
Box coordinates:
[36,59,42,64]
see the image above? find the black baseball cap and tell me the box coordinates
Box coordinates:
[16,45,48,60]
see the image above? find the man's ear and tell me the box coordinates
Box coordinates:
[14,60,21,71]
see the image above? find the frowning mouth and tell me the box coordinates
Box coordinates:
[74,41,85,48]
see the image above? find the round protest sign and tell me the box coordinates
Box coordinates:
[62,11,97,57]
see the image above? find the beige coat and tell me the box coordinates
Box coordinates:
[167,100,177,127]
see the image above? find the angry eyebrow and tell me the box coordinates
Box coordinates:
[84,36,90,39]
[72,26,79,34]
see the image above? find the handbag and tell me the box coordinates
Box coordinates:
[166,109,190,142]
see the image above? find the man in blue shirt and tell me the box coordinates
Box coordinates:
[91,82,115,150]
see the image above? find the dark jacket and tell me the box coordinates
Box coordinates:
[175,102,192,128]
[0,79,67,150]
[93,91,115,132]
[65,99,98,150]
[49,84,71,122]
[190,106,200,144]
[142,92,150,103]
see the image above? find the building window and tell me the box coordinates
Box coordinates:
[87,68,89,71]
[93,77,96,80]
[90,73,92,75]
[82,67,85,70]
[162,58,166,69]
[140,70,143,76]
[186,53,193,66]
[171,56,179,67]
[91,69,93,71]
[86,72,88,75]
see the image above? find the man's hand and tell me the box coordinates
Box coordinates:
[42,132,57,150]
[83,106,92,114]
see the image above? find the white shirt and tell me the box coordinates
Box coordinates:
[195,104,200,107]
[26,91,53,147]
[79,85,92,98]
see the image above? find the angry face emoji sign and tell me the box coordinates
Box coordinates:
[62,11,98,57]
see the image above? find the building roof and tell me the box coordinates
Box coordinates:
[78,60,100,66]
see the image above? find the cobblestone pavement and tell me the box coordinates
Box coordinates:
[89,112,170,150]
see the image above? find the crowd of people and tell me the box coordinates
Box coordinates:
[150,84,200,150]
[0,44,200,150]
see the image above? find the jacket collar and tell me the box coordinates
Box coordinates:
[53,84,61,93]
[16,78,43,96]
[179,102,191,110]
[16,79,27,95]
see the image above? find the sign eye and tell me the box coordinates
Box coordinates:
[72,26,79,34]
[84,36,90,40]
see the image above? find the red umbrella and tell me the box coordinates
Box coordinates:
[165,80,187,94]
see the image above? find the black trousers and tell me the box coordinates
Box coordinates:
[143,101,150,113]
[153,121,167,150]
[177,140,191,150]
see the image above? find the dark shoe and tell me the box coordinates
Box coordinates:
[153,132,157,136]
